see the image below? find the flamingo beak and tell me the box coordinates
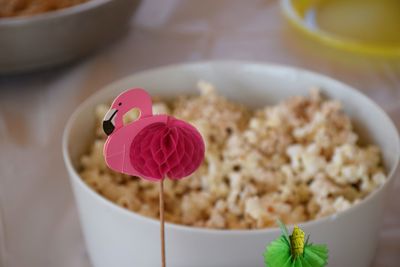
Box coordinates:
[103,108,118,136]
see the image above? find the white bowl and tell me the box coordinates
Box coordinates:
[0,0,141,74]
[62,61,399,267]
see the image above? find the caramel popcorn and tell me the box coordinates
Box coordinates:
[0,0,90,18]
[79,82,386,229]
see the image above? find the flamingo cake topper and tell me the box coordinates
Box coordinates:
[103,88,205,180]
[102,88,205,267]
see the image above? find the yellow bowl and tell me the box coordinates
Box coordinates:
[281,0,400,58]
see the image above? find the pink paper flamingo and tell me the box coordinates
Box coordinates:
[103,88,205,181]
[103,88,205,267]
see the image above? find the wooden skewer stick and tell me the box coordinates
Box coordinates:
[160,179,166,267]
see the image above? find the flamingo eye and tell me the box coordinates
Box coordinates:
[118,102,122,106]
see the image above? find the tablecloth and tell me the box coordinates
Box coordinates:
[0,0,399,266]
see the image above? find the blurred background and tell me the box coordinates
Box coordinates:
[0,0,399,266]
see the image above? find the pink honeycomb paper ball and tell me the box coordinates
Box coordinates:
[130,117,205,180]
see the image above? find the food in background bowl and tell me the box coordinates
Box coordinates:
[0,0,90,18]
[0,0,141,74]
[79,81,386,230]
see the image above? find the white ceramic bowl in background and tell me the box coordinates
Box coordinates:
[63,61,399,267]
[0,0,141,74]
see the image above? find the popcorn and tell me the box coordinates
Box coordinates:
[245,197,267,220]
[1,0,90,18]
[80,85,386,229]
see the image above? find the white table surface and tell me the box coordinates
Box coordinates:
[0,0,399,266]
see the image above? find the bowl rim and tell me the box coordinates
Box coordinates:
[280,0,400,58]
[0,0,113,25]
[62,60,400,235]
